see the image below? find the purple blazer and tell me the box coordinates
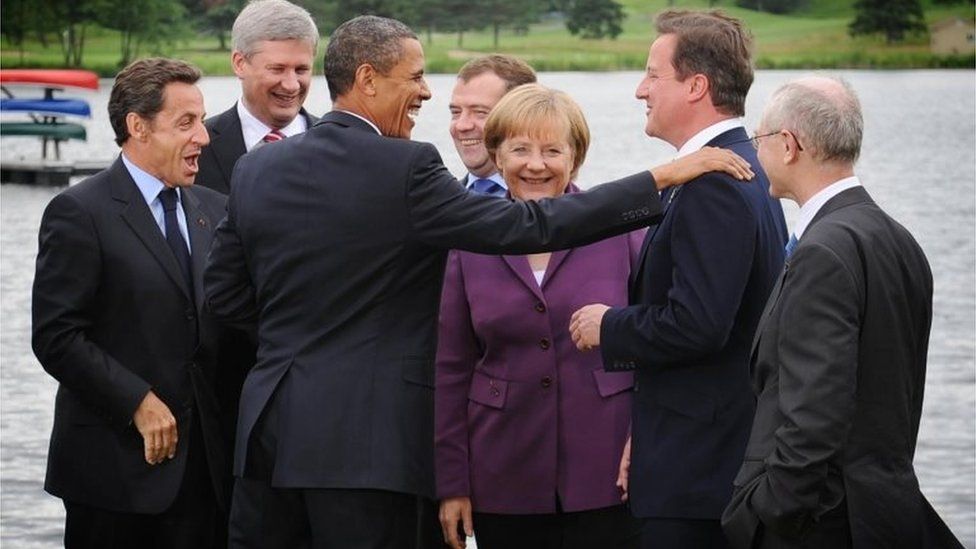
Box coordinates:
[435,212,645,514]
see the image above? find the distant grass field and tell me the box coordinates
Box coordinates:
[1,0,973,74]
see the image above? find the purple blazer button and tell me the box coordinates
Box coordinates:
[540,376,553,388]
[539,338,551,350]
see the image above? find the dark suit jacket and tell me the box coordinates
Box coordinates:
[204,111,664,498]
[434,210,644,513]
[195,103,318,195]
[722,187,961,548]
[600,127,789,520]
[32,158,228,513]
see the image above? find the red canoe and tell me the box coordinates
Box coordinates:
[0,69,99,90]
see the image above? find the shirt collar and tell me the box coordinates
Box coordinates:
[793,176,862,239]
[676,118,745,159]
[465,172,508,190]
[237,99,308,152]
[121,153,175,205]
[337,110,382,135]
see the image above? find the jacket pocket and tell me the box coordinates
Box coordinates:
[467,370,508,409]
[592,369,635,397]
[402,357,434,388]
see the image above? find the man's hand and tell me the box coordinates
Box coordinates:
[617,435,632,502]
[651,146,754,190]
[439,497,473,549]
[132,390,178,465]
[570,303,610,351]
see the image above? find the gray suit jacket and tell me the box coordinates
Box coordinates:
[722,187,961,548]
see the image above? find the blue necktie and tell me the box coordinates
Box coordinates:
[785,233,798,259]
[158,188,193,291]
[471,177,504,197]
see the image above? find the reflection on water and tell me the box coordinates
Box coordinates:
[1,71,974,548]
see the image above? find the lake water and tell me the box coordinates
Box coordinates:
[2,71,974,548]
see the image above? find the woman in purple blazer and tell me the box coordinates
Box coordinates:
[435,84,649,549]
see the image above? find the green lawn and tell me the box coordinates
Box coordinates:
[1,0,973,74]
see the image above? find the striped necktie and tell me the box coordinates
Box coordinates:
[471,177,504,197]
[262,129,286,144]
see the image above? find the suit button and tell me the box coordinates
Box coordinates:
[534,302,546,313]
[539,338,551,350]
[540,376,553,388]
[185,309,196,321]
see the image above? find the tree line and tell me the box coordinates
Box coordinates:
[2,0,972,68]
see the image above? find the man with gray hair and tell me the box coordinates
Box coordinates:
[196,0,318,195]
[722,76,961,548]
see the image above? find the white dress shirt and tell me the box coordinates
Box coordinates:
[793,176,862,240]
[675,118,745,159]
[238,99,308,152]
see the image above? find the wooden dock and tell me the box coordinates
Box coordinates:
[1,159,109,186]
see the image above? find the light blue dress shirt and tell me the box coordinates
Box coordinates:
[121,154,191,253]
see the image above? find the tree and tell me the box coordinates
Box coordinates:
[566,0,624,40]
[97,0,187,66]
[201,0,243,51]
[849,0,927,43]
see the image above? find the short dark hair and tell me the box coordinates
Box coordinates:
[324,15,418,101]
[655,10,754,117]
[457,54,537,92]
[108,58,201,146]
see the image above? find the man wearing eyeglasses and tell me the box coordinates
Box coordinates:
[569,9,788,549]
[721,76,961,549]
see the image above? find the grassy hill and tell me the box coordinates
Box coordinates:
[1,0,973,74]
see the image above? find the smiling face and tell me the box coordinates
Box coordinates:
[233,38,314,129]
[371,38,431,139]
[635,34,688,147]
[136,82,209,188]
[449,72,509,177]
[494,124,575,201]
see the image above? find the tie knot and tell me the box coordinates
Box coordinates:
[471,178,501,195]
[158,188,179,212]
[263,129,285,143]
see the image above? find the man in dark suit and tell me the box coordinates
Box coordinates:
[721,76,962,549]
[203,15,753,549]
[195,0,318,195]
[449,54,536,196]
[570,10,788,549]
[32,58,228,549]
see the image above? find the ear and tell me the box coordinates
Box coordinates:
[687,74,710,104]
[231,51,248,79]
[354,64,378,97]
[125,112,149,142]
[782,131,800,164]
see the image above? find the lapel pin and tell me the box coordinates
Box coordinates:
[196,217,207,228]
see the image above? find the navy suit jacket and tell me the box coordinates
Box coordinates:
[600,127,788,519]
[203,111,665,498]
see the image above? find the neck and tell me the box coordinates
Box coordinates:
[793,163,856,207]
[333,97,378,130]
[669,111,735,150]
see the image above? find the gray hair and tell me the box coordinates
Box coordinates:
[231,0,319,58]
[324,15,418,101]
[762,76,863,164]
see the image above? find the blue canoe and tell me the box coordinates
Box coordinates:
[1,98,92,117]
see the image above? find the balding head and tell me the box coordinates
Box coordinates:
[761,75,863,165]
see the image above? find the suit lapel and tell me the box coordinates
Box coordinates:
[501,255,545,301]
[111,158,193,301]
[541,249,571,288]
[210,107,246,188]
[181,187,216,309]
[630,187,680,289]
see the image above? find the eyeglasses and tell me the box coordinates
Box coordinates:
[731,130,805,151]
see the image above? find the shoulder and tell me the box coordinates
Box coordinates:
[187,184,227,211]
[204,105,238,133]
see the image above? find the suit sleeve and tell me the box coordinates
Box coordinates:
[600,176,757,368]
[31,193,151,424]
[405,143,663,254]
[434,251,479,499]
[744,242,860,538]
[204,180,258,327]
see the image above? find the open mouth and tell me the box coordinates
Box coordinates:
[407,105,422,122]
[183,153,200,175]
[459,138,482,147]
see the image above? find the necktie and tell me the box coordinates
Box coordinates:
[158,188,193,292]
[471,177,504,197]
[785,233,798,259]
[263,129,286,144]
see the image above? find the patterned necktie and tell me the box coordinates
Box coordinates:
[263,129,286,144]
[785,233,798,259]
[158,188,193,292]
[471,177,504,197]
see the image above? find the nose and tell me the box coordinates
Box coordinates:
[195,120,210,146]
[454,111,474,132]
[526,150,545,171]
[420,78,432,100]
[635,78,649,100]
[280,70,300,92]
